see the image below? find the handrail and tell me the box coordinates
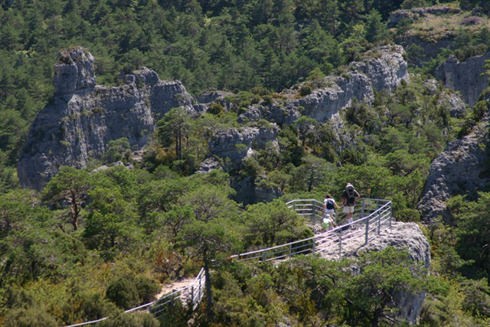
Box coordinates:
[64,268,206,327]
[232,198,392,261]
[66,198,392,325]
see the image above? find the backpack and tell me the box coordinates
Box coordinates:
[345,188,356,206]
[325,199,335,210]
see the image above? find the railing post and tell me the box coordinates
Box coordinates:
[365,216,370,244]
[361,198,365,218]
[377,212,381,235]
[190,285,194,307]
[198,273,202,304]
[289,244,292,258]
[338,230,342,258]
[389,203,393,228]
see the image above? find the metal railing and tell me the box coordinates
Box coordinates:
[231,198,392,261]
[286,198,383,224]
[64,268,205,327]
[150,267,205,317]
[65,198,392,326]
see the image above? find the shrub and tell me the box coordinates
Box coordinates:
[106,275,140,309]
[3,307,57,327]
[461,16,482,26]
[262,95,273,105]
[208,102,223,115]
[471,100,488,120]
[134,276,160,303]
[103,138,131,164]
[98,312,159,327]
[78,292,118,320]
[250,86,271,96]
[401,0,429,9]
[395,208,421,222]
[299,84,313,97]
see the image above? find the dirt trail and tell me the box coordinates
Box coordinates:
[156,277,195,299]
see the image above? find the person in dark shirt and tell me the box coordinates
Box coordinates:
[323,193,341,219]
[340,183,360,223]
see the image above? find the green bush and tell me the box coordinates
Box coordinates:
[395,208,421,222]
[208,102,224,115]
[106,275,140,309]
[3,307,57,327]
[98,312,159,327]
[134,276,160,303]
[103,138,131,164]
[299,84,313,97]
[78,292,118,321]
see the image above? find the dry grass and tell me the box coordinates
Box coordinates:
[407,10,490,42]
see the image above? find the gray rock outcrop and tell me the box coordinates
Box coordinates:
[207,125,280,171]
[320,222,430,325]
[418,97,490,222]
[54,48,96,95]
[435,52,490,106]
[301,46,408,122]
[238,45,409,125]
[18,47,195,190]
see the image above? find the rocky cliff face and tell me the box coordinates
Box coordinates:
[203,46,408,203]
[18,45,409,194]
[18,47,195,190]
[320,222,431,325]
[208,125,280,170]
[418,94,490,222]
[435,52,490,106]
[239,45,409,125]
[302,46,409,122]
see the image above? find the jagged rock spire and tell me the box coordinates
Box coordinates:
[53,47,96,95]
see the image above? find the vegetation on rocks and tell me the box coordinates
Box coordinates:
[0,0,489,326]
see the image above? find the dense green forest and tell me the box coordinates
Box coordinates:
[1,0,489,326]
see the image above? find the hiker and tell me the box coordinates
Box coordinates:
[323,193,340,219]
[340,183,360,223]
[322,214,336,231]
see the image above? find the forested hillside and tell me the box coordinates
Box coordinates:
[1,0,489,326]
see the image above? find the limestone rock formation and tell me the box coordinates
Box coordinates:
[418,94,490,222]
[238,45,409,125]
[435,52,490,106]
[54,48,96,95]
[320,222,431,325]
[207,125,280,171]
[18,47,195,190]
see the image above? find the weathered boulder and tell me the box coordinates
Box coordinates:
[196,157,223,173]
[438,91,467,118]
[208,125,280,171]
[418,95,490,222]
[238,103,301,126]
[435,52,490,106]
[197,90,232,104]
[18,48,196,190]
